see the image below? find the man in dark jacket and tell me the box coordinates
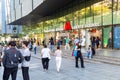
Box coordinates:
[2,41,24,80]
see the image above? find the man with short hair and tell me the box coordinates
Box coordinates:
[2,41,24,80]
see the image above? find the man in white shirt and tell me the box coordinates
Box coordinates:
[41,45,51,71]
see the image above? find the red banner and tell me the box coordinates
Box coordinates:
[64,21,72,31]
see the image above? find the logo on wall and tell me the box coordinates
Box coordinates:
[12,26,17,34]
[64,21,72,31]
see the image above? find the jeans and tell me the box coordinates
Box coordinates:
[3,67,18,80]
[56,57,62,72]
[86,52,92,58]
[34,47,36,54]
[50,45,54,52]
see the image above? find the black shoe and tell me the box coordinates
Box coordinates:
[75,66,79,68]
[81,66,85,68]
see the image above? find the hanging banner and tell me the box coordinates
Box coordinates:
[64,21,72,31]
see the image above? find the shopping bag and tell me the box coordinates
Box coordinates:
[74,50,78,57]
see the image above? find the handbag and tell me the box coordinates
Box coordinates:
[73,50,78,57]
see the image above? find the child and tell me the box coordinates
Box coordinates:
[86,45,92,59]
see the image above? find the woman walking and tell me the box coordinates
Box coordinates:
[54,46,63,72]
[74,43,85,68]
[21,41,31,80]
[41,45,51,71]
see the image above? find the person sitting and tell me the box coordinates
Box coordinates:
[86,45,92,59]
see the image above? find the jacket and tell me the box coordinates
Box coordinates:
[2,47,24,68]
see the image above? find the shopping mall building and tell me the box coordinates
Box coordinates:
[7,0,120,49]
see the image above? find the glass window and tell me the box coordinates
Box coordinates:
[113,0,120,24]
[102,0,112,26]
[79,2,85,26]
[86,1,93,24]
[80,8,86,25]
[93,1,102,25]
[74,11,79,26]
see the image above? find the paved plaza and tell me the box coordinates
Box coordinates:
[0,55,120,80]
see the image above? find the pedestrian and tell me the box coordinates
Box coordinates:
[74,37,80,45]
[91,36,96,56]
[49,37,54,52]
[28,42,32,51]
[21,41,31,80]
[54,46,63,72]
[33,42,37,54]
[41,45,51,71]
[65,37,70,50]
[74,42,85,68]
[2,41,24,80]
[86,45,92,59]
[96,37,100,49]
[0,45,3,66]
[57,39,61,47]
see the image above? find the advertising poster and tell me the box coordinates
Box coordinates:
[114,26,120,48]
[103,27,112,48]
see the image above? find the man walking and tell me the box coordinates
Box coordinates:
[2,41,24,80]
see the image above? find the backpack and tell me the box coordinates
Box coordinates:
[6,49,22,68]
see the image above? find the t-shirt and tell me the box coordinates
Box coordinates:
[74,39,79,45]
[21,48,31,67]
[65,38,70,44]
[55,50,62,57]
[41,48,51,58]
[81,38,85,46]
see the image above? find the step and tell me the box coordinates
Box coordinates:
[62,53,120,65]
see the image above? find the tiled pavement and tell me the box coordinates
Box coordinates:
[0,46,120,80]
[0,56,120,80]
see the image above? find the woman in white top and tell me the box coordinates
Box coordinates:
[21,41,31,80]
[54,46,62,72]
[41,45,51,71]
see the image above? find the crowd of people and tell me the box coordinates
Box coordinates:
[0,35,101,80]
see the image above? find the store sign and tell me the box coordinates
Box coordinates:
[44,27,64,32]
[44,29,54,32]
[56,28,63,31]
[73,23,100,29]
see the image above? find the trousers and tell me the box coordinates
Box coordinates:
[22,67,30,80]
[65,43,70,50]
[3,67,18,80]
[42,58,49,70]
[56,57,62,72]
[75,52,84,68]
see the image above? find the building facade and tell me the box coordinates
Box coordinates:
[8,0,120,49]
[1,0,22,35]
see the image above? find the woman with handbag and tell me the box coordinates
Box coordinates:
[21,41,31,80]
[74,43,85,68]
[41,45,51,71]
